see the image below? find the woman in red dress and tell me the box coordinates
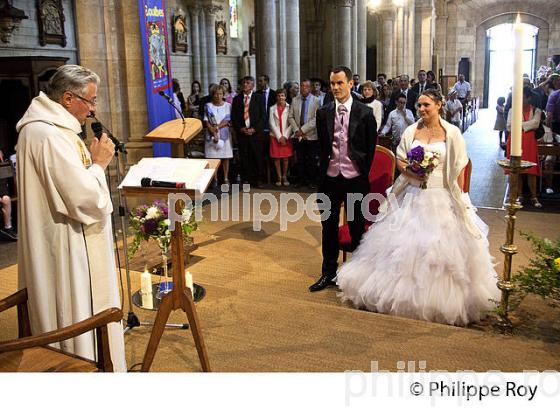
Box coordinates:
[506,86,543,208]
[269,89,294,186]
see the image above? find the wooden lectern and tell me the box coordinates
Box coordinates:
[144,118,203,158]
[122,159,219,372]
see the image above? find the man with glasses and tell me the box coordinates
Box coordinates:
[15,64,126,371]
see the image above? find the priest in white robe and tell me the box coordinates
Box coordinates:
[15,65,126,371]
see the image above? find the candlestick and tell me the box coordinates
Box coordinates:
[141,269,153,309]
[185,270,194,298]
[511,13,524,157]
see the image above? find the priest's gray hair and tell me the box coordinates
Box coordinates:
[46,65,100,102]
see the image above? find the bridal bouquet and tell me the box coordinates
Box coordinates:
[406,145,441,189]
[128,200,197,257]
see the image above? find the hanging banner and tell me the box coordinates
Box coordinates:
[138,0,174,157]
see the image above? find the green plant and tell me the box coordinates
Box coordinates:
[513,231,560,307]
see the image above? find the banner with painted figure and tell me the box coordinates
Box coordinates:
[138,0,174,157]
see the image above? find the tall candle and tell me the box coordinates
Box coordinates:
[511,14,524,157]
[185,270,194,298]
[141,269,153,309]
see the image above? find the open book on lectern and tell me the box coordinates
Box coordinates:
[118,157,214,192]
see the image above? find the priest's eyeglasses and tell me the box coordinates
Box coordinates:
[71,92,97,107]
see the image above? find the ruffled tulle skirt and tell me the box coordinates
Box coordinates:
[336,185,500,326]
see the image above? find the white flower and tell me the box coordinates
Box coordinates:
[163,219,170,226]
[145,206,159,220]
[182,209,192,222]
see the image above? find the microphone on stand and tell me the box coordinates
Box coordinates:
[141,177,185,189]
[91,120,127,153]
[158,90,185,123]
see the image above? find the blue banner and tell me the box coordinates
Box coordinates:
[138,0,174,157]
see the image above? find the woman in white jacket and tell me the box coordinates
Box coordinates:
[269,88,293,186]
[360,81,383,132]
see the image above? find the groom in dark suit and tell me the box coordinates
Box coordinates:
[309,66,378,292]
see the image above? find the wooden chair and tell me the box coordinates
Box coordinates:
[338,145,396,261]
[0,289,123,372]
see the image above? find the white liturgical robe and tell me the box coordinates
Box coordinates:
[15,92,126,371]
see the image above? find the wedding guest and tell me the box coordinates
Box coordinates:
[187,80,202,118]
[426,70,442,94]
[380,94,415,150]
[361,81,383,132]
[172,78,186,117]
[231,76,266,187]
[337,89,500,326]
[506,86,543,208]
[269,89,293,186]
[494,96,507,148]
[312,80,326,106]
[0,149,16,240]
[288,79,321,189]
[445,89,463,128]
[220,78,237,104]
[203,85,233,185]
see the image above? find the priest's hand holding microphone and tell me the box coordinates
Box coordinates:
[89,127,115,170]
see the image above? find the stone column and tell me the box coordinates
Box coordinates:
[204,4,222,86]
[356,0,367,80]
[285,0,300,81]
[278,0,288,86]
[198,8,208,91]
[396,5,405,75]
[190,6,202,84]
[380,11,395,78]
[255,0,278,87]
[334,0,353,68]
[352,2,358,73]
[415,0,435,73]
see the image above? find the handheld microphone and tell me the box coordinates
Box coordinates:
[141,177,185,189]
[91,121,127,153]
[158,90,185,122]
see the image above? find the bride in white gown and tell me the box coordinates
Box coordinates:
[336,90,500,326]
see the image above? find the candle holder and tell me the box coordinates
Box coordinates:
[495,156,536,332]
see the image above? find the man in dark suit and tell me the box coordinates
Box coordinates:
[231,76,266,187]
[410,70,436,97]
[388,74,417,114]
[309,66,377,292]
[257,75,277,180]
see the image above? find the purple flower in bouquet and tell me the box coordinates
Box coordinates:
[143,218,158,235]
[405,145,441,189]
[407,145,425,163]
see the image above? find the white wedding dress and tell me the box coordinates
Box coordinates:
[336,140,500,326]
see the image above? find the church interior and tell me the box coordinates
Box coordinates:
[0,0,560,376]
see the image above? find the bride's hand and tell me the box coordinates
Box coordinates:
[403,169,428,182]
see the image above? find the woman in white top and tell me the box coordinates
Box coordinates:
[337,89,499,326]
[269,88,293,186]
[360,81,383,132]
[203,84,233,185]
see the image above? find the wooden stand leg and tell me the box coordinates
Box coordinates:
[181,291,211,372]
[141,293,173,372]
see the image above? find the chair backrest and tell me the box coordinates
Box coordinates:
[461,158,472,193]
[367,145,396,216]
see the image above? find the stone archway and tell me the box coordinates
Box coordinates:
[475,13,549,107]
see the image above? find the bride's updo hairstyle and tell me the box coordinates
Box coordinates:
[420,89,445,117]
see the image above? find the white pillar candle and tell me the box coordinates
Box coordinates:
[511,14,524,157]
[185,270,194,299]
[141,269,153,309]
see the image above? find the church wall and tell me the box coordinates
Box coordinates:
[166,0,254,90]
[0,0,77,62]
